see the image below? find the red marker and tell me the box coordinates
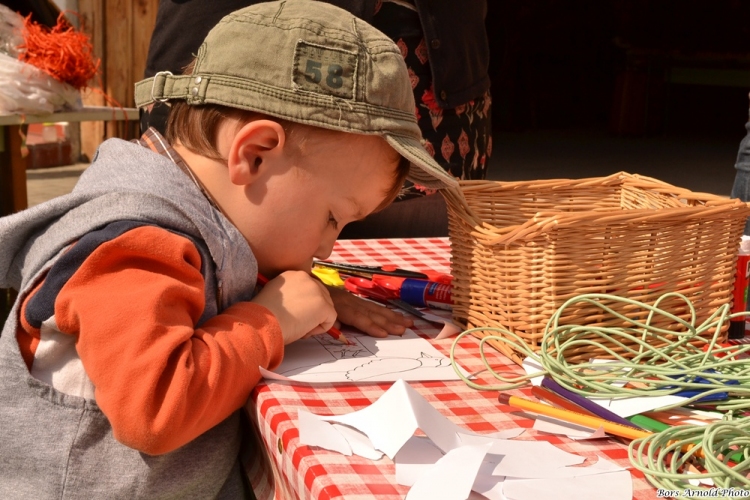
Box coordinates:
[256,274,354,346]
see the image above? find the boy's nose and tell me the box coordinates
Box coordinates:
[313,233,339,260]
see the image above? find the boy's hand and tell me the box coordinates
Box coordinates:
[328,286,413,338]
[252,271,337,344]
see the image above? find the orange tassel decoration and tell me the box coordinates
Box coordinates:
[17,12,100,90]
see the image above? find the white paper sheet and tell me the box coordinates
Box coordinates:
[394,436,445,486]
[470,466,506,500]
[406,442,493,500]
[524,454,627,479]
[297,410,352,456]
[533,416,608,440]
[485,440,585,478]
[413,310,463,339]
[265,329,470,383]
[472,453,626,500]
[589,394,688,417]
[322,378,467,457]
[502,469,633,500]
[521,357,545,386]
[331,423,383,460]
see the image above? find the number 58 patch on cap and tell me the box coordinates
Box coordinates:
[293,41,357,99]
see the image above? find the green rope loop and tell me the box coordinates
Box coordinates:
[449,293,750,493]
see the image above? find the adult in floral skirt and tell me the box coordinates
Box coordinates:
[340,0,492,237]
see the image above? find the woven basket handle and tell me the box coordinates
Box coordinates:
[441,187,483,227]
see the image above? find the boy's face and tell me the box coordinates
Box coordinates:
[244,132,400,277]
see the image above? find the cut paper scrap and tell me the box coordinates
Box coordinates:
[331,423,383,460]
[406,442,493,500]
[533,416,608,440]
[323,378,467,457]
[686,464,716,487]
[470,456,627,500]
[411,309,463,340]
[297,410,351,456]
[589,394,688,418]
[395,436,445,487]
[469,466,506,500]
[586,359,627,388]
[481,440,585,479]
[521,357,545,386]
[502,469,633,500]
[263,328,471,383]
[481,428,526,440]
[394,432,522,487]
[533,454,627,479]
[297,380,622,500]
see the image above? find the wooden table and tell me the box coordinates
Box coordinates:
[0,106,139,217]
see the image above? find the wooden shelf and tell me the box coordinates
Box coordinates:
[0,106,139,126]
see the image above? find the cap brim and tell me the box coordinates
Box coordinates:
[385,134,459,189]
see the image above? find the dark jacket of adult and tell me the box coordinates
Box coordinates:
[144,0,489,109]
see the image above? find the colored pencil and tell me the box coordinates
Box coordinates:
[541,377,642,429]
[256,274,354,346]
[498,392,652,441]
[627,414,669,433]
[531,386,600,417]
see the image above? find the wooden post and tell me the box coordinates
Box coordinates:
[105,0,133,140]
[79,0,105,161]
[0,124,29,216]
[78,0,158,159]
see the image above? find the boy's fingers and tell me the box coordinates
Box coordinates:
[357,302,412,333]
[329,287,413,337]
[371,312,407,336]
[344,309,389,337]
[353,308,406,337]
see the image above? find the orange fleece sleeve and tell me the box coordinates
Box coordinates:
[53,225,284,455]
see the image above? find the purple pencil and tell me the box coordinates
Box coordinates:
[540,377,644,430]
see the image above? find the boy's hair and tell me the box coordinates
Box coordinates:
[166,100,410,212]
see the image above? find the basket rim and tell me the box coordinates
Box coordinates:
[444,171,750,245]
[456,172,729,201]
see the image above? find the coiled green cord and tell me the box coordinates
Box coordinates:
[448,293,750,493]
[628,418,750,494]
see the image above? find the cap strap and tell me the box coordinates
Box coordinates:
[134,73,200,108]
[150,71,173,103]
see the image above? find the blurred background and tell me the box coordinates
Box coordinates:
[5,0,750,200]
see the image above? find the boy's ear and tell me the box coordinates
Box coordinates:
[226,120,286,186]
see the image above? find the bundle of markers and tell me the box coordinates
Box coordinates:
[312,260,453,319]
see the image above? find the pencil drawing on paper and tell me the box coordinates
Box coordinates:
[273,329,465,383]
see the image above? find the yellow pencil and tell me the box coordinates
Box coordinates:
[498,393,652,441]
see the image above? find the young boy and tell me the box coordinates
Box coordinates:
[0,1,457,498]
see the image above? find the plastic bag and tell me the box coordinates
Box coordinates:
[0,52,81,114]
[0,4,23,57]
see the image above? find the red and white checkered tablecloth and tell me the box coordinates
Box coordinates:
[244,238,656,500]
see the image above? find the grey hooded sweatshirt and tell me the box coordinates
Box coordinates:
[0,138,260,499]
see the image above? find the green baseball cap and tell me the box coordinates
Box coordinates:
[134,0,458,189]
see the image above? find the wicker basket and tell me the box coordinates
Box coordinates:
[443,172,750,361]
